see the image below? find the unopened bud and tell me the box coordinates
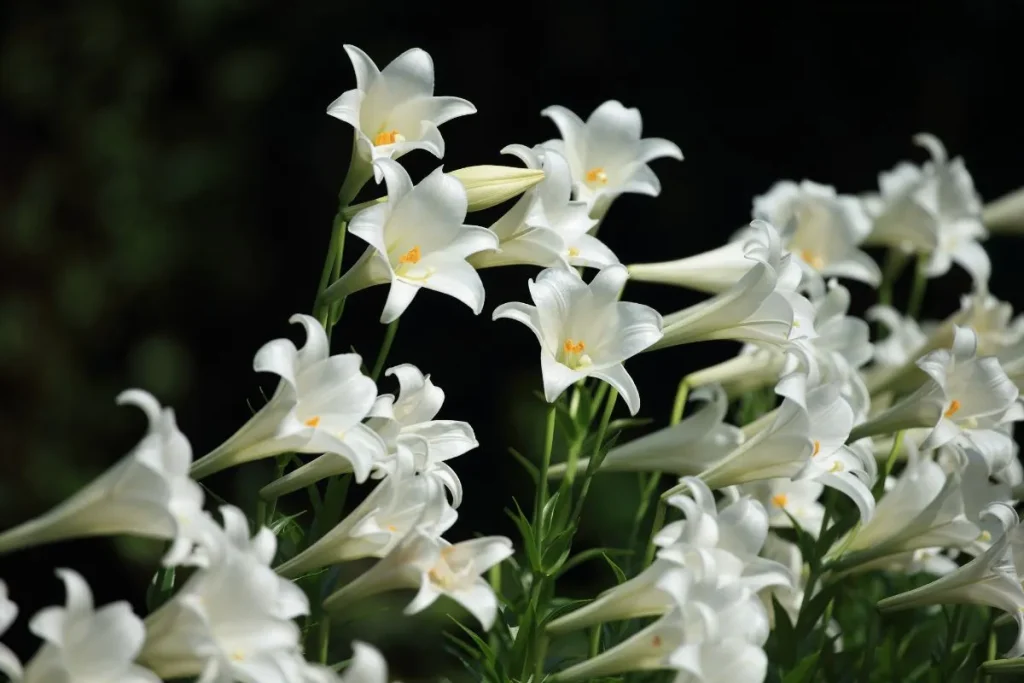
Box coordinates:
[448,165,545,212]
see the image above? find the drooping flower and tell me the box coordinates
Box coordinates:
[261,363,475,504]
[469,144,617,270]
[141,506,310,683]
[853,326,1023,474]
[556,385,743,476]
[863,133,990,287]
[0,390,205,564]
[753,180,880,287]
[877,504,1024,657]
[548,479,791,634]
[0,582,19,681]
[326,45,475,185]
[742,478,825,537]
[190,315,383,482]
[493,264,662,414]
[323,532,513,630]
[21,569,158,683]
[540,100,683,219]
[319,159,499,323]
[649,221,800,350]
[275,465,456,579]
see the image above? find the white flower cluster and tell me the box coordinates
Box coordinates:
[5,40,1024,683]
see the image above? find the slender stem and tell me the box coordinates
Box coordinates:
[874,431,905,498]
[263,455,290,525]
[588,624,601,657]
[370,319,400,382]
[906,254,929,320]
[317,613,330,664]
[569,389,618,524]
[534,403,558,525]
[641,379,690,567]
[327,218,348,334]
[562,387,586,484]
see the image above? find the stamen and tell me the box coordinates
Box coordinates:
[800,249,825,271]
[304,416,321,427]
[771,493,788,508]
[944,399,961,418]
[978,530,992,542]
[563,339,585,354]
[585,167,608,185]
[652,635,662,647]
[812,440,821,456]
[567,247,580,258]
[374,129,402,146]
[830,461,844,473]
[399,246,422,265]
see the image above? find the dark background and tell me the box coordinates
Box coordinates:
[3,0,1024,677]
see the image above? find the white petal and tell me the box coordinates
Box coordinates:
[343,642,389,683]
[540,105,586,173]
[448,578,500,630]
[492,302,545,345]
[416,257,487,315]
[637,137,683,163]
[381,279,419,323]
[591,363,641,415]
[540,352,586,404]
[568,232,619,269]
[343,44,380,92]
[951,238,991,286]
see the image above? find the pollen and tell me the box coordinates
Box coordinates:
[812,440,821,456]
[387,524,397,532]
[374,129,401,146]
[563,339,586,354]
[585,167,608,185]
[830,461,845,473]
[304,416,321,427]
[399,246,422,265]
[652,635,662,647]
[800,249,825,271]
[979,530,992,542]
[567,247,580,258]
[944,399,962,418]
[230,650,245,661]
[771,493,788,508]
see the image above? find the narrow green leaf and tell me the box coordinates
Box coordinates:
[601,552,629,585]
[782,652,819,683]
[507,447,539,483]
[505,499,540,571]
[795,583,840,639]
[555,548,632,578]
[769,595,797,669]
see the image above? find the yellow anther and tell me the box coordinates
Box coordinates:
[812,440,821,456]
[567,247,580,258]
[374,129,401,146]
[230,650,245,661]
[771,493,788,508]
[399,246,422,265]
[652,635,662,647]
[830,461,844,473]
[304,416,321,427]
[979,530,992,542]
[387,524,397,532]
[944,399,962,418]
[563,339,585,354]
[800,249,825,271]
[585,167,608,185]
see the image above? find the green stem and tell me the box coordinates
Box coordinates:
[562,387,586,484]
[318,612,331,664]
[262,455,290,525]
[534,403,558,526]
[873,431,904,499]
[568,389,618,524]
[906,254,929,320]
[370,319,400,382]
[588,624,601,658]
[640,379,690,567]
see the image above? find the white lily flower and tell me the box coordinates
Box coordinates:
[626,233,753,294]
[864,134,990,286]
[21,569,157,683]
[0,390,204,564]
[323,532,513,630]
[878,504,1024,657]
[493,264,662,415]
[550,480,790,634]
[190,314,383,481]
[141,506,309,682]
[552,576,769,683]
[758,534,805,626]
[448,163,546,212]
[262,364,475,504]
[742,479,825,537]
[326,45,475,182]
[0,583,19,681]
[859,326,1023,474]
[331,642,390,683]
[867,305,928,368]
[651,221,798,350]
[320,159,499,322]
[275,466,456,578]
[753,180,880,286]
[775,280,873,418]
[831,454,982,570]
[540,99,683,218]
[551,386,743,477]
[469,145,617,270]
